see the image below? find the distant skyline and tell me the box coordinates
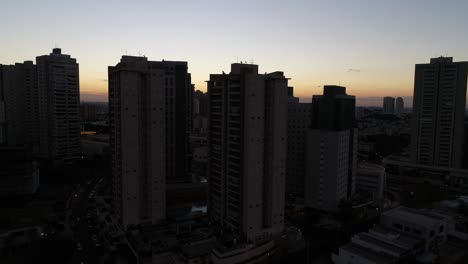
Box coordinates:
[2,0,468,103]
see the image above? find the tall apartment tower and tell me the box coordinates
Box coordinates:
[0,62,39,149]
[286,87,311,198]
[411,57,468,168]
[208,63,288,242]
[383,96,395,114]
[305,85,357,212]
[395,97,404,115]
[109,56,192,228]
[1,61,42,195]
[36,48,80,164]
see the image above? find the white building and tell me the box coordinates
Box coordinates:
[305,86,357,212]
[380,206,453,252]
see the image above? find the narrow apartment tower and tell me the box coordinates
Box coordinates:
[395,97,404,115]
[411,57,468,168]
[36,48,80,164]
[208,63,288,242]
[383,96,395,114]
[0,61,39,149]
[109,56,192,228]
[286,87,311,198]
[0,63,40,196]
[305,85,357,212]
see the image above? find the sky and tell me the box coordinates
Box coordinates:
[1,0,468,105]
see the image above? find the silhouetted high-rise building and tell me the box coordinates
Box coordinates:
[0,62,39,150]
[192,90,209,134]
[383,96,395,114]
[109,56,192,228]
[411,57,468,168]
[286,87,311,198]
[208,63,288,242]
[0,63,41,196]
[36,48,80,164]
[80,102,98,122]
[305,85,357,212]
[465,116,468,168]
[0,146,40,196]
[395,97,404,115]
[193,89,209,117]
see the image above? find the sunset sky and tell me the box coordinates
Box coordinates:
[2,0,468,105]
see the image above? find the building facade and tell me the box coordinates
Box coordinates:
[286,87,311,198]
[411,57,468,168]
[332,206,455,264]
[208,63,288,242]
[395,97,404,115]
[36,48,81,164]
[356,162,386,205]
[0,146,40,196]
[80,103,98,122]
[109,56,192,228]
[0,62,39,150]
[305,85,357,212]
[383,96,395,114]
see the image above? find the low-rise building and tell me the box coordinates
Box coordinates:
[332,206,457,264]
[380,206,453,252]
[383,155,468,193]
[356,163,386,205]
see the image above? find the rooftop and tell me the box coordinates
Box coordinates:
[180,239,215,258]
[369,226,421,249]
[230,63,258,74]
[340,244,396,264]
[355,233,408,255]
[382,206,445,227]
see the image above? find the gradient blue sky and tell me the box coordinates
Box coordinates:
[2,0,468,104]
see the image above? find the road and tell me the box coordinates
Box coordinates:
[68,177,107,264]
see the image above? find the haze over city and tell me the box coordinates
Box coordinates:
[2,0,468,104]
[2,1,468,264]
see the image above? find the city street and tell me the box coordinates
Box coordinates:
[68,177,107,264]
